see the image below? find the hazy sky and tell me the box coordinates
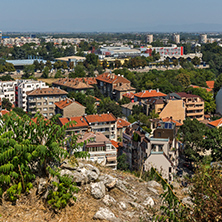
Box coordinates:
[1,0,222,32]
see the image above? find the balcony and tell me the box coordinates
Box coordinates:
[186,106,204,111]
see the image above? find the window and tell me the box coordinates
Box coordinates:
[43,107,48,111]
[49,113,53,116]
[49,102,53,105]
[43,113,47,116]
[37,102,41,106]
[49,107,53,110]
[158,145,163,152]
[43,102,47,105]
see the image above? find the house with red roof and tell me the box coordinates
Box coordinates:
[76,132,117,169]
[207,118,222,128]
[117,118,131,141]
[96,72,136,101]
[206,81,214,90]
[55,98,86,118]
[134,89,167,102]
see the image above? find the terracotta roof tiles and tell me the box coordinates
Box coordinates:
[96,72,130,84]
[208,118,222,128]
[134,90,167,98]
[206,81,215,89]
[84,113,117,123]
[27,87,68,96]
[59,116,89,128]
[55,98,85,110]
[117,118,131,129]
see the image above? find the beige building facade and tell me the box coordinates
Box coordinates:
[27,87,68,118]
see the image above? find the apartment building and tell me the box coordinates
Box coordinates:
[96,72,135,101]
[142,97,185,123]
[122,121,179,181]
[58,116,89,135]
[76,132,117,169]
[27,87,68,118]
[52,77,96,94]
[170,92,204,121]
[55,98,86,118]
[0,81,17,103]
[15,80,48,111]
[84,113,117,141]
[58,113,118,141]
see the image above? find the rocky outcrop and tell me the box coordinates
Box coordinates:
[90,181,106,199]
[93,207,120,222]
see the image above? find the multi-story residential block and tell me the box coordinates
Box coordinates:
[122,121,179,181]
[55,98,86,118]
[199,34,207,44]
[146,34,153,44]
[170,92,204,121]
[0,81,17,103]
[58,113,118,141]
[58,116,89,135]
[117,118,131,141]
[84,113,117,141]
[134,89,167,102]
[52,77,96,94]
[216,87,222,115]
[16,80,48,111]
[76,132,117,169]
[172,34,180,44]
[96,72,135,101]
[142,97,185,123]
[27,87,68,118]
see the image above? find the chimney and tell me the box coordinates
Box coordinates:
[157,88,159,92]
[118,74,120,76]
[121,75,124,77]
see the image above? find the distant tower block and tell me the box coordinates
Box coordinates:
[199,34,207,44]
[172,34,180,44]
[146,34,153,43]
[0,31,2,41]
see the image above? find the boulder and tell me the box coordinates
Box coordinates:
[84,164,100,175]
[37,178,48,194]
[93,207,120,222]
[143,197,155,207]
[147,187,159,195]
[99,174,117,189]
[147,180,161,188]
[102,195,116,206]
[60,161,78,170]
[118,201,127,210]
[182,197,193,206]
[91,181,106,199]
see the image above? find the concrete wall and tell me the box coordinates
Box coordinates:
[63,102,86,118]
[159,100,185,122]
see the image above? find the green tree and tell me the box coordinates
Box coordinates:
[22,65,35,79]
[173,59,178,67]
[41,66,49,78]
[214,73,222,96]
[45,60,52,70]
[2,98,12,110]
[179,118,207,163]
[102,60,108,70]
[191,56,201,66]
[13,107,27,117]
[115,60,121,68]
[0,112,83,208]
[176,73,191,89]
[85,53,98,67]
[117,154,129,171]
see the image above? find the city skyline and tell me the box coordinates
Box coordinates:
[1,0,222,32]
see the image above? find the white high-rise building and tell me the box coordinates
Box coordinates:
[0,81,17,104]
[15,80,48,111]
[199,34,207,44]
[172,34,180,44]
[146,34,153,43]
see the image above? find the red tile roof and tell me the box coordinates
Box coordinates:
[189,85,212,92]
[53,77,96,89]
[27,87,68,96]
[59,116,89,128]
[96,72,130,84]
[117,118,131,129]
[208,118,222,128]
[134,90,166,98]
[0,109,10,116]
[85,113,117,123]
[206,81,215,89]
[122,92,135,99]
[55,98,85,110]
[161,117,183,127]
[111,140,123,150]
[175,92,204,101]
